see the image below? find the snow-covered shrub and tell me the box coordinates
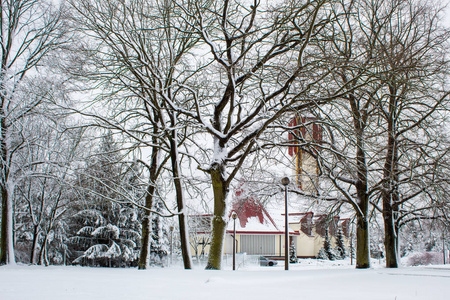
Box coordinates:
[317,248,329,260]
[400,243,414,258]
[70,213,141,267]
[149,198,169,266]
[105,242,122,259]
[67,134,143,267]
[92,224,120,240]
[406,252,443,266]
[73,210,106,227]
[85,244,109,260]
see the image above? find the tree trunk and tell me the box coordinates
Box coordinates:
[383,202,398,268]
[382,153,399,267]
[0,113,15,265]
[355,163,370,269]
[175,205,191,269]
[38,234,49,266]
[168,158,192,269]
[138,211,152,269]
[353,115,370,269]
[0,184,14,265]
[205,163,228,270]
[355,188,370,269]
[138,140,159,270]
[168,123,192,269]
[30,226,40,264]
[138,179,156,270]
[356,214,370,269]
[382,90,399,268]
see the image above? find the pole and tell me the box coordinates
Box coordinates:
[443,233,446,265]
[281,177,290,271]
[170,226,174,265]
[285,184,289,270]
[233,215,236,270]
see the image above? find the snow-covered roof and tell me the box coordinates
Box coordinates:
[224,187,350,237]
[226,190,283,234]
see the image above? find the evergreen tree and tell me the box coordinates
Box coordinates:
[150,198,168,266]
[317,248,328,260]
[323,230,336,261]
[68,133,141,267]
[335,228,347,259]
[289,244,298,263]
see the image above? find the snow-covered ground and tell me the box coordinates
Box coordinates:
[1,259,449,300]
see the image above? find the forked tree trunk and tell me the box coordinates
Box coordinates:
[205,163,228,270]
[30,226,40,264]
[38,235,49,266]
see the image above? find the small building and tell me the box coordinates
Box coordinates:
[189,194,351,260]
[224,194,285,257]
[223,204,351,259]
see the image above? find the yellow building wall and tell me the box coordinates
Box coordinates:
[298,151,318,194]
[275,235,283,256]
[296,234,316,257]
[189,233,211,257]
[289,223,351,258]
[192,228,350,258]
[223,234,241,255]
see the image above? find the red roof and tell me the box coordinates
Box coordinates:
[228,187,280,232]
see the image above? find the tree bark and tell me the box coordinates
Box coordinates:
[351,97,371,269]
[30,226,40,264]
[138,141,159,270]
[168,116,192,269]
[138,180,156,269]
[383,201,398,268]
[205,163,228,270]
[0,183,14,265]
[382,92,399,268]
[0,116,14,265]
[138,204,153,270]
[356,214,370,268]
[38,235,49,266]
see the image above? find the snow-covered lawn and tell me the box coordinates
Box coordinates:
[1,260,449,300]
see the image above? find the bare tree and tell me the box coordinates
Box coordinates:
[286,0,383,268]
[292,0,450,269]
[173,0,337,269]
[0,0,68,264]
[14,119,82,265]
[368,0,450,268]
[67,0,204,269]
